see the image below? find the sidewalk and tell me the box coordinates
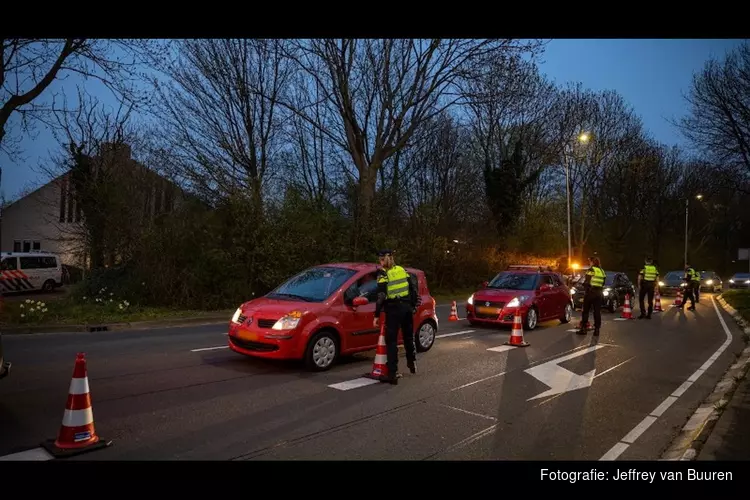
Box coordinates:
[697,373,750,460]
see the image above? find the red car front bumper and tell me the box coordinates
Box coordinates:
[465,303,530,325]
[228,322,304,360]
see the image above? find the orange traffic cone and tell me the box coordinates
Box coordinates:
[363,323,389,380]
[42,353,111,458]
[504,312,529,347]
[621,294,633,319]
[448,301,458,321]
[654,289,663,312]
[673,289,683,307]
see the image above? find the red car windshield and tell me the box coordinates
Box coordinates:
[487,272,538,290]
[267,266,357,302]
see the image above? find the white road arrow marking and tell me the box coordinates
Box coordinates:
[524,344,607,401]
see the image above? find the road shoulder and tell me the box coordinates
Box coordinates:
[660,294,750,460]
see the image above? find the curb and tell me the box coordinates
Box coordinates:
[1,315,231,335]
[660,294,750,461]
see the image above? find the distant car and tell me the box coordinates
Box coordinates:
[659,271,686,296]
[569,269,637,313]
[227,262,438,371]
[465,268,573,330]
[698,271,723,293]
[728,272,750,290]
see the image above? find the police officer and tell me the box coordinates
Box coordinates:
[577,256,605,337]
[638,257,659,319]
[680,263,698,311]
[373,249,418,384]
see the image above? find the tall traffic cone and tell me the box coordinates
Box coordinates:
[363,322,390,380]
[673,288,683,307]
[654,289,663,312]
[42,353,111,458]
[504,312,529,347]
[621,294,633,319]
[448,301,458,321]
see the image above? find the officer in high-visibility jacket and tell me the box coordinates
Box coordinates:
[680,264,699,311]
[637,257,659,319]
[577,256,605,337]
[373,250,419,384]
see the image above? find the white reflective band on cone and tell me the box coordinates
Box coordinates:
[62,408,94,427]
[68,377,90,395]
[374,354,388,364]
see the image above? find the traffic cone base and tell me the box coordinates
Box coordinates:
[505,313,529,347]
[43,353,112,458]
[363,325,390,379]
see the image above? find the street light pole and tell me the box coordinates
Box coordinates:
[684,194,703,268]
[565,144,572,270]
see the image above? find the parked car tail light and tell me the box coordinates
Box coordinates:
[272,311,303,330]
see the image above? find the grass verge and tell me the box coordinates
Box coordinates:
[721,290,750,324]
[2,296,233,326]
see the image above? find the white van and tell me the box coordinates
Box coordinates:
[0,252,64,294]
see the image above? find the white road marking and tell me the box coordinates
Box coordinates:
[439,404,497,421]
[0,447,54,461]
[328,377,380,391]
[190,345,229,352]
[525,344,608,400]
[452,372,507,391]
[486,345,515,353]
[534,357,635,407]
[599,296,734,461]
[436,329,474,338]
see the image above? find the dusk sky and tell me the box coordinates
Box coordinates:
[1,38,745,203]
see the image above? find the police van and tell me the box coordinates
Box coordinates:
[0,251,64,294]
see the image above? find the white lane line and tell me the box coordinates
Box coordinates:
[191,345,229,352]
[327,330,475,391]
[0,447,54,461]
[437,329,474,338]
[328,377,380,391]
[439,404,497,421]
[487,345,515,353]
[599,296,734,461]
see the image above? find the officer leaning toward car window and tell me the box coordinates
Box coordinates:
[373,249,419,385]
[680,263,698,311]
[577,256,605,337]
[637,257,659,319]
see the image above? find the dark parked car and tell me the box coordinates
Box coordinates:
[570,269,637,313]
[728,272,750,290]
[659,270,686,296]
[698,271,723,293]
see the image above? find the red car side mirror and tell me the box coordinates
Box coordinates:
[481,281,489,288]
[352,296,369,307]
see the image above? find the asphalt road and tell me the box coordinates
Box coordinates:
[0,295,745,461]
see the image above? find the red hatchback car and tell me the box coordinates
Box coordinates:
[466,268,573,330]
[228,262,439,371]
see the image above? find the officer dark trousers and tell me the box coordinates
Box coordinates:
[384,300,416,376]
[639,282,655,317]
[580,287,603,334]
[682,284,697,309]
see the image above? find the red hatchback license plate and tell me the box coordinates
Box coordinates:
[476,306,500,315]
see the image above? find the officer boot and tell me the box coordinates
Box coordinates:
[379,373,399,385]
[593,328,600,336]
[407,360,416,374]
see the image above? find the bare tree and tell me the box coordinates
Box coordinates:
[282,38,544,256]
[678,41,750,195]
[0,38,161,156]
[149,39,294,213]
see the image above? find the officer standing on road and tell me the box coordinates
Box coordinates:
[373,249,419,385]
[680,263,698,311]
[577,256,605,337]
[637,257,659,319]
